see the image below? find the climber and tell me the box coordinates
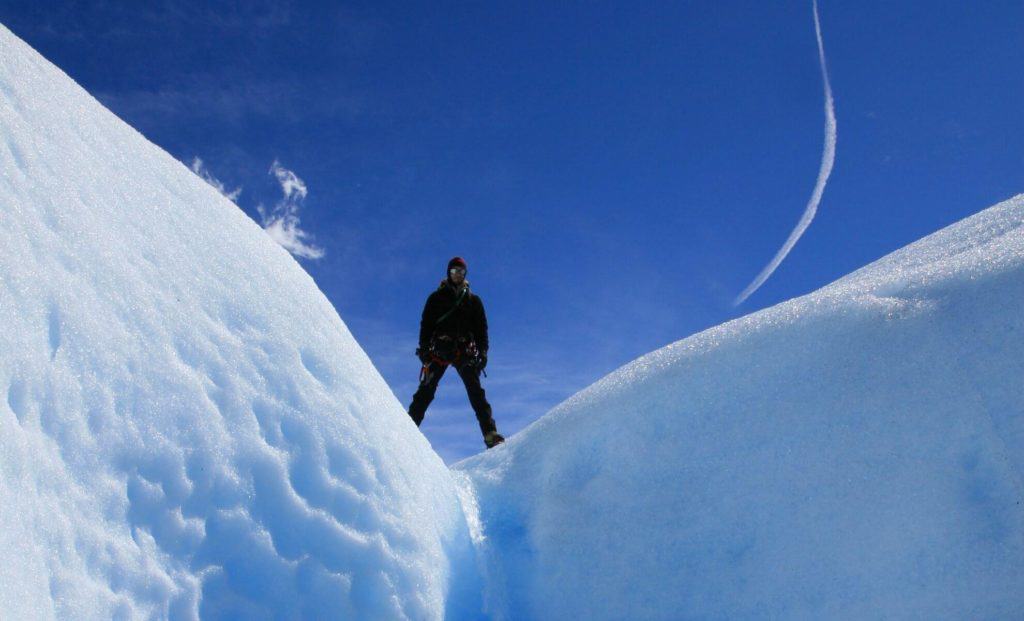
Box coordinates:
[408,256,504,448]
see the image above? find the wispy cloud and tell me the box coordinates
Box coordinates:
[97,78,367,131]
[734,0,837,306]
[190,157,242,202]
[187,156,324,260]
[258,160,325,260]
[156,1,293,33]
[17,1,292,41]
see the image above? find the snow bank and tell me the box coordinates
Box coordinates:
[0,23,480,620]
[6,15,1024,620]
[459,196,1024,619]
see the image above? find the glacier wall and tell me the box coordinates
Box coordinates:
[458,196,1024,620]
[0,23,480,620]
[4,17,1024,621]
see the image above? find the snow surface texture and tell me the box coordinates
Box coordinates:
[0,24,481,620]
[459,195,1024,619]
[4,17,1024,621]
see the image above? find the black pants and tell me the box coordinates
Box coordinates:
[408,361,497,437]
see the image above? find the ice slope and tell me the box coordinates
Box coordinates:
[459,196,1024,620]
[0,24,481,620]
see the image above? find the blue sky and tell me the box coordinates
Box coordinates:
[3,1,1022,462]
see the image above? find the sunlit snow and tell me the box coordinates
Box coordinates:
[460,194,1024,618]
[3,17,1024,621]
[0,23,479,620]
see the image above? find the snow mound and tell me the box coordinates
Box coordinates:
[459,196,1024,619]
[0,24,479,620]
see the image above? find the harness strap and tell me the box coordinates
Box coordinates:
[430,349,459,367]
[426,285,473,373]
[434,286,468,326]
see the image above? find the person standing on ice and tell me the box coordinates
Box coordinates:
[408,257,504,448]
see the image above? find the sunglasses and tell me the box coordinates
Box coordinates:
[449,267,467,276]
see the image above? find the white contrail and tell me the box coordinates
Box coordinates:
[734,0,836,306]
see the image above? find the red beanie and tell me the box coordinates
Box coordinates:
[447,256,468,271]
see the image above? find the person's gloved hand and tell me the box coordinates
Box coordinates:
[416,347,431,365]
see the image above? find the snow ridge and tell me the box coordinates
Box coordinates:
[460,194,1024,619]
[4,15,1024,621]
[0,22,480,620]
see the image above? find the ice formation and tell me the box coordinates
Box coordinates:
[3,17,1024,621]
[459,194,1024,619]
[0,23,479,620]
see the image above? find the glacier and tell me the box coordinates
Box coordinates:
[458,195,1024,619]
[0,23,480,620]
[3,19,1024,621]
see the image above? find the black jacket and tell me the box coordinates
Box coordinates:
[419,279,488,353]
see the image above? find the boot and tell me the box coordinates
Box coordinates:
[484,431,505,449]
